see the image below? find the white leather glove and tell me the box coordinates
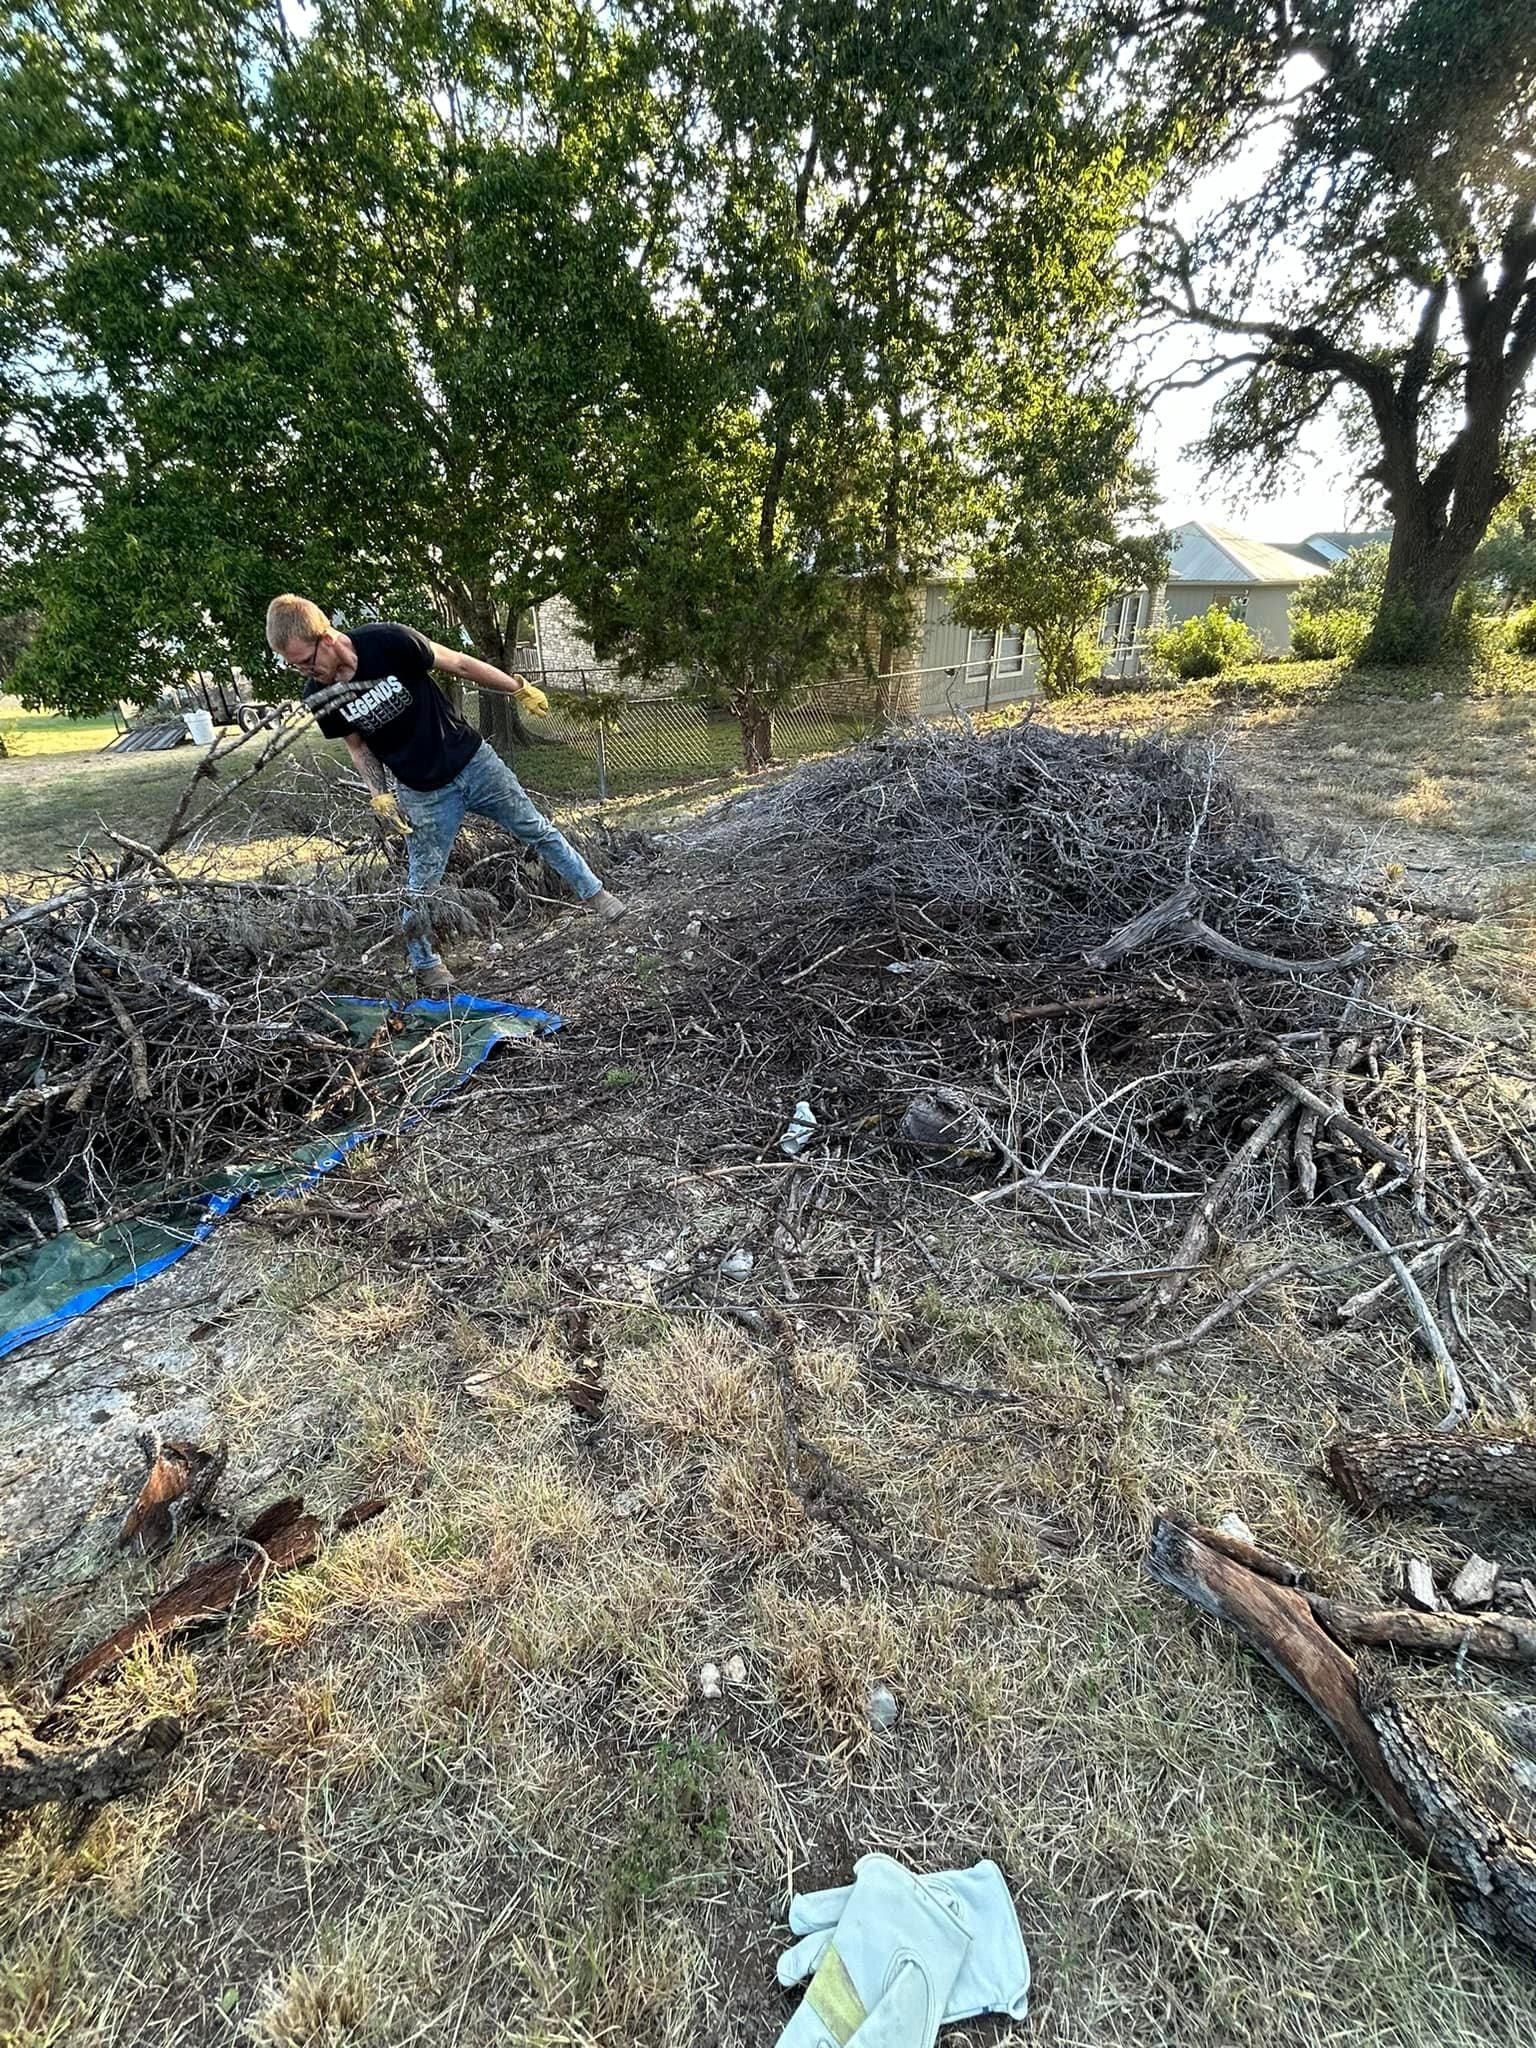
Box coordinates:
[773,1853,970,2047]
[778,1858,1030,2027]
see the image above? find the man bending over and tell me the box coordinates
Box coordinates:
[266,595,623,995]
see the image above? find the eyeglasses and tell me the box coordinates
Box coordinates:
[286,634,325,677]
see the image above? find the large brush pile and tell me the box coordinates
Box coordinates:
[679,721,1532,1391]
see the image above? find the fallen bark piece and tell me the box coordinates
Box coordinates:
[1326,1433,1536,1513]
[1147,1516,1536,1961]
[1449,1555,1501,1611]
[118,1430,227,1555]
[1,1689,181,1813]
[1404,1558,1439,1612]
[57,1494,387,1697]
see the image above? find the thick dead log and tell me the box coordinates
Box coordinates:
[1326,1433,1536,1513]
[1176,1519,1536,1666]
[1311,1596,1536,1667]
[1,1691,180,1813]
[1361,1669,1536,1955]
[1148,1516,1536,1960]
[1146,1517,1426,1840]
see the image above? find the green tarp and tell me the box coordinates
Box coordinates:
[0,993,558,1360]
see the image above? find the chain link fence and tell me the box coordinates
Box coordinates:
[470,669,881,800]
[467,661,1042,801]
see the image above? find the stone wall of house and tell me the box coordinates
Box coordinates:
[531,597,604,674]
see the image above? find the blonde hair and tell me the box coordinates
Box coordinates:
[265,593,331,652]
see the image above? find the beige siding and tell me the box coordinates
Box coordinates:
[916,584,1040,715]
[1164,581,1299,652]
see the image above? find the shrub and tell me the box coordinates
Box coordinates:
[1149,604,1260,681]
[1511,604,1536,658]
[1289,607,1371,661]
[1292,542,1389,619]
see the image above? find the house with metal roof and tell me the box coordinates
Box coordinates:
[1094,520,1393,677]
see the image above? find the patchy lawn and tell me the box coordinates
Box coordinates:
[4,675,1536,2048]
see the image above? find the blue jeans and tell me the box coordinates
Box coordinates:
[395,743,602,972]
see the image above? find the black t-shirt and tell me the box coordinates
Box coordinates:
[307,622,481,792]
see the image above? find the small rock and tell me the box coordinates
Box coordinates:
[1404,1558,1439,1611]
[1215,1512,1256,1546]
[1449,1553,1500,1610]
[685,919,702,938]
[681,949,695,964]
[723,1652,747,1686]
[866,1681,900,1731]
[1430,691,1444,703]
[699,1662,723,1700]
[719,1248,755,1280]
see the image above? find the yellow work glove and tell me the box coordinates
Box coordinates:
[370,790,413,838]
[515,680,550,717]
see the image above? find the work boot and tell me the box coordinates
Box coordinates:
[588,888,627,924]
[416,963,454,997]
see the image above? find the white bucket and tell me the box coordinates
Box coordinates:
[183,708,216,746]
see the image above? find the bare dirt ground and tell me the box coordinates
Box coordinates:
[4,686,1536,2048]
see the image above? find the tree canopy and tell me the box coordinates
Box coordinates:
[1136,0,1536,658]
[0,0,1157,738]
[0,0,671,712]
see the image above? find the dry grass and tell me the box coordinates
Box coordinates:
[6,688,1536,2047]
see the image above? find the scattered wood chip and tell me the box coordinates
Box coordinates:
[1449,1555,1501,1611]
[1404,1559,1439,1612]
[565,1370,605,1417]
[118,1431,227,1556]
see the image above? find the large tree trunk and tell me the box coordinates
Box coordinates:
[1365,507,1491,658]
[450,590,538,756]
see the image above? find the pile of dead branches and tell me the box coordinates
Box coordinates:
[679,720,1534,1397]
[0,863,401,1244]
[0,693,405,1247]
[0,691,614,1251]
